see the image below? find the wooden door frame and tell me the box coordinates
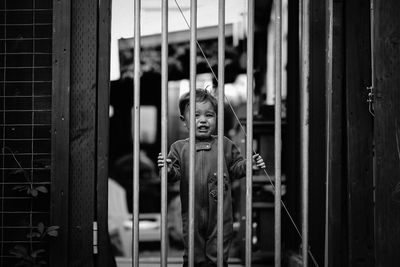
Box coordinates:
[51,0,71,265]
[51,0,112,266]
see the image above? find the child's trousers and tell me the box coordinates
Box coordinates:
[181,195,234,267]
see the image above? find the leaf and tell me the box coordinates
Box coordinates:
[46,225,60,237]
[38,222,45,234]
[30,188,38,197]
[31,249,45,258]
[26,232,41,239]
[14,245,28,254]
[13,185,28,191]
[47,225,60,231]
[9,245,29,258]
[11,169,25,175]
[47,230,59,237]
[9,250,25,258]
[35,186,48,194]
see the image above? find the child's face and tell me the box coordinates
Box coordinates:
[181,101,216,140]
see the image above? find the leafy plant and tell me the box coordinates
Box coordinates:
[12,184,48,197]
[3,147,49,197]
[3,147,59,267]
[26,223,59,240]
[9,223,59,267]
[9,246,46,267]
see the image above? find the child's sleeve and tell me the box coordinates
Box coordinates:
[228,140,246,180]
[167,144,181,183]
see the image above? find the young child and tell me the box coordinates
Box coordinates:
[158,89,265,267]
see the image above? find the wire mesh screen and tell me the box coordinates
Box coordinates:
[0,0,53,266]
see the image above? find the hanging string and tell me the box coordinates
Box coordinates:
[173,0,319,266]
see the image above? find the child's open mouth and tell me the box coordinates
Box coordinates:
[197,126,209,132]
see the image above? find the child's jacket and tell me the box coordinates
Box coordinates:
[167,135,246,263]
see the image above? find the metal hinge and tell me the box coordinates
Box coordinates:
[367,85,375,117]
[93,221,98,254]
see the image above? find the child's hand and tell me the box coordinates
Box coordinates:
[157,153,172,172]
[252,154,266,169]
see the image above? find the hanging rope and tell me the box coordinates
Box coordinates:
[173,1,320,266]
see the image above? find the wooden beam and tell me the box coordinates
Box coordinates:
[96,0,113,266]
[69,0,98,266]
[50,0,71,265]
[374,0,400,266]
[285,0,301,252]
[345,0,374,265]
[308,0,327,264]
[325,1,346,266]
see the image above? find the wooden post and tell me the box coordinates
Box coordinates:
[51,0,71,265]
[285,0,300,252]
[325,1,346,266]
[96,0,113,266]
[308,0,327,264]
[374,0,400,266]
[345,0,374,265]
[68,0,99,265]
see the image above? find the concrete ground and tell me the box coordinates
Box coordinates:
[113,240,274,267]
[116,257,246,267]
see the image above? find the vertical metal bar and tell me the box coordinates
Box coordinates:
[217,0,225,266]
[274,0,283,266]
[324,0,333,265]
[189,1,197,267]
[161,0,169,266]
[133,0,141,266]
[245,0,254,266]
[300,0,310,266]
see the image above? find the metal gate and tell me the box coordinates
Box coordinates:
[130,0,314,266]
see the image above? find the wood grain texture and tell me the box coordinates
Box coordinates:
[345,0,374,265]
[374,0,400,266]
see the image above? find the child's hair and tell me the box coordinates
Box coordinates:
[179,88,218,115]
